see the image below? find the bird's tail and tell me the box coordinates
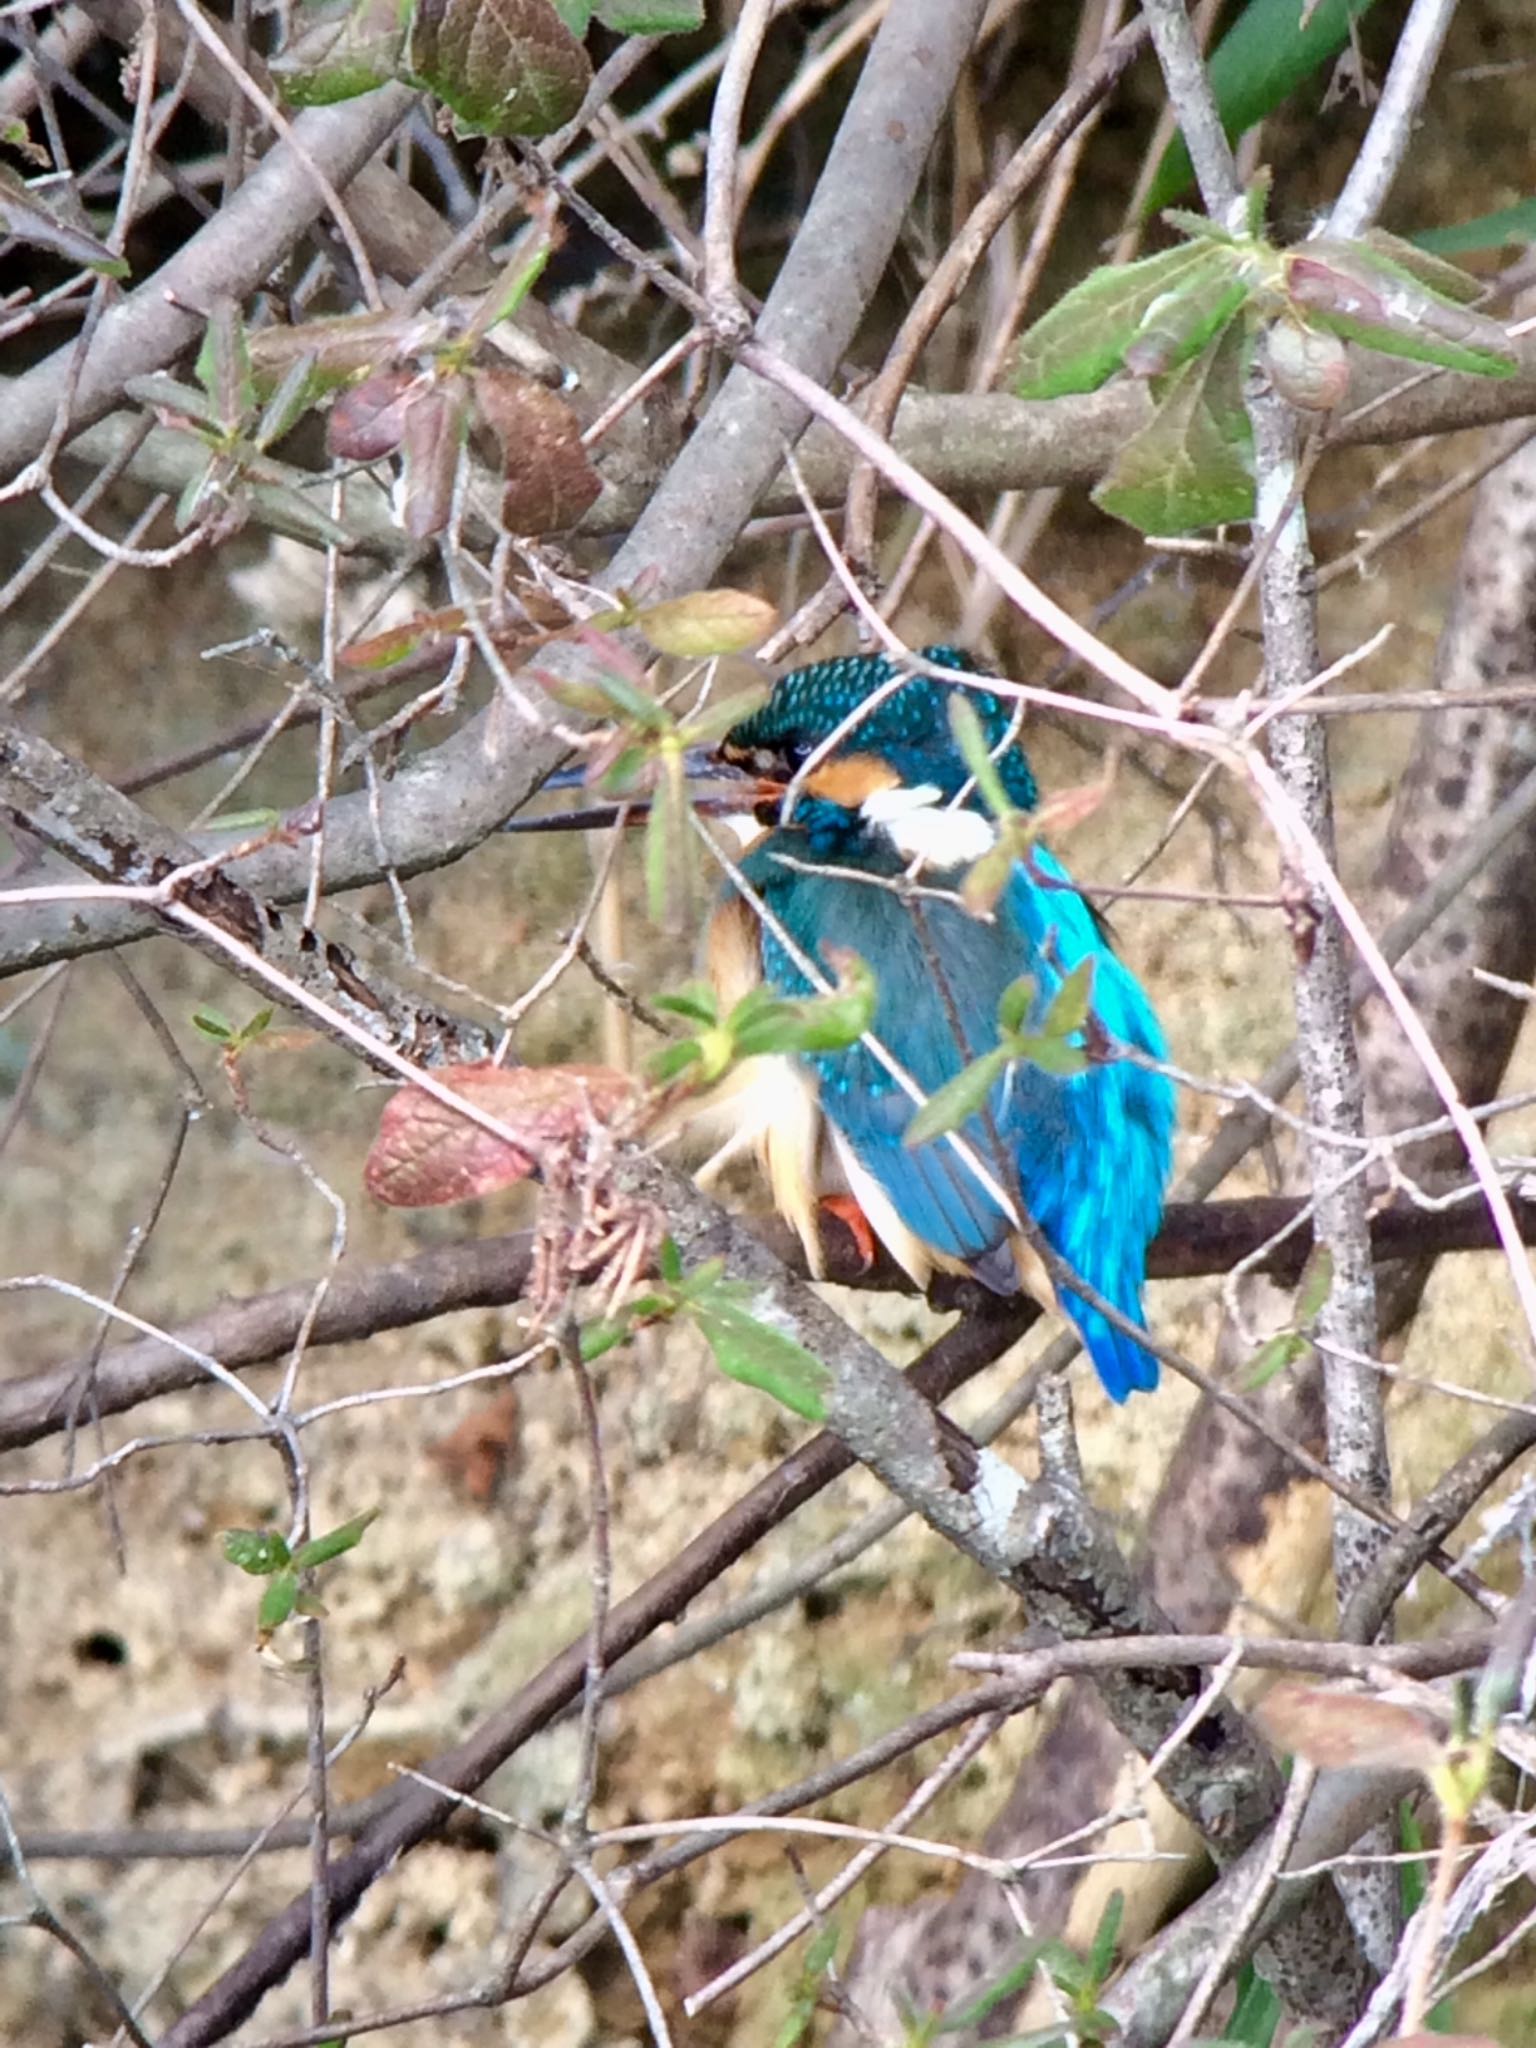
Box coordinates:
[1064,1286,1163,1400]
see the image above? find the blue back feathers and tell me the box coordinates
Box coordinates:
[724,646,1174,1402]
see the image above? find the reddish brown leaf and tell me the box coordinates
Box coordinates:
[427,1387,520,1502]
[1032,773,1111,841]
[399,381,469,540]
[365,1061,635,1207]
[326,370,420,461]
[471,368,602,534]
[407,0,591,138]
[1257,1682,1443,1773]
[340,605,471,672]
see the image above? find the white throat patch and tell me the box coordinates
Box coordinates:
[860,783,997,868]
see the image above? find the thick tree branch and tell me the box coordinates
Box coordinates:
[6,1188,1536,1458]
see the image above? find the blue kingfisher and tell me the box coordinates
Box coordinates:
[696,645,1174,1402]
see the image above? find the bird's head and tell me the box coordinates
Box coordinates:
[717,645,1037,864]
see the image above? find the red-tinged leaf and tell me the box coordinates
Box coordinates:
[1031,774,1111,841]
[399,382,469,539]
[327,370,420,461]
[471,368,602,533]
[365,1061,635,1207]
[1285,254,1390,326]
[634,587,778,658]
[407,0,592,138]
[340,606,470,671]
[1257,1682,1443,1773]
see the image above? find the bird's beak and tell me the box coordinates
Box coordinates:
[501,749,783,836]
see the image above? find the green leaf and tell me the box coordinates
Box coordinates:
[1013,1033,1089,1079]
[997,975,1038,1039]
[1014,240,1228,399]
[223,1528,292,1574]
[1245,1328,1309,1390]
[124,372,227,430]
[1144,0,1387,216]
[936,1940,1055,2035]
[961,838,1020,918]
[258,1571,300,1635]
[228,1007,275,1055]
[651,983,720,1026]
[949,695,1016,818]
[1085,1890,1123,1991]
[903,1048,1009,1149]
[192,1006,235,1043]
[550,0,592,28]
[254,350,321,451]
[196,299,257,432]
[646,1040,703,1086]
[0,164,130,276]
[175,454,218,531]
[271,0,408,105]
[1294,1243,1334,1326]
[1121,267,1248,381]
[596,0,703,28]
[289,1506,379,1572]
[1093,322,1255,536]
[658,1236,684,1285]
[1305,305,1517,379]
[1040,958,1096,1042]
[1415,197,1536,257]
[695,1299,829,1422]
[204,808,282,833]
[643,765,688,923]
[579,1315,632,1361]
[406,0,593,138]
[1358,226,1483,305]
[1223,1962,1282,2048]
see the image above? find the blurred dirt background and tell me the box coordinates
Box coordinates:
[6,1,1536,2041]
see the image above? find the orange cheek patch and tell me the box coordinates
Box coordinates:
[804,753,900,808]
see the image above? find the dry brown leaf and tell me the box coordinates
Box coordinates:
[472,367,602,533]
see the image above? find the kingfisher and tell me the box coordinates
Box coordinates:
[697,645,1175,1402]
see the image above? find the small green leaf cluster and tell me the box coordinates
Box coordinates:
[903,961,1094,1150]
[1244,1244,1334,1388]
[222,1508,379,1644]
[946,696,1047,916]
[538,641,771,923]
[647,956,876,1088]
[582,1239,830,1421]
[774,1918,841,2048]
[124,302,338,539]
[275,0,701,138]
[191,1004,275,1056]
[907,1891,1124,2047]
[1013,189,1515,537]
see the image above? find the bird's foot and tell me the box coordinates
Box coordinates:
[819,1193,878,1272]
